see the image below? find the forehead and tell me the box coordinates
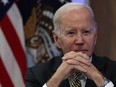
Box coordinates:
[59,8,94,28]
[61,8,92,21]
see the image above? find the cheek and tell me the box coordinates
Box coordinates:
[87,37,96,51]
[60,38,74,52]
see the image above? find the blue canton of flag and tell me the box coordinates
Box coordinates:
[0,0,14,20]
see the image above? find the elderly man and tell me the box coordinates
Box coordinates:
[25,2,116,87]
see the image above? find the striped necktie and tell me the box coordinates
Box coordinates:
[69,73,82,87]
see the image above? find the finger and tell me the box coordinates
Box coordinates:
[79,53,90,60]
[65,60,90,75]
[55,61,74,79]
[62,52,90,61]
[62,51,77,60]
[74,56,91,66]
[65,56,91,67]
[74,64,87,73]
[62,52,91,66]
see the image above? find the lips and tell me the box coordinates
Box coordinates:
[73,50,88,53]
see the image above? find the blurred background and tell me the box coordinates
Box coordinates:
[0,0,116,87]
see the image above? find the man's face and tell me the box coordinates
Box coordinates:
[53,8,97,57]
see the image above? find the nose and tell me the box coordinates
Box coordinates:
[75,33,84,45]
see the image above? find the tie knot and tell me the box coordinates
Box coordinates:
[73,72,82,79]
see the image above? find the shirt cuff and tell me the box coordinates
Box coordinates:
[105,81,114,87]
[42,83,48,87]
[42,82,114,87]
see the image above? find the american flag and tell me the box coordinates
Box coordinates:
[0,0,27,87]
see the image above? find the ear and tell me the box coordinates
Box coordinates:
[52,32,61,49]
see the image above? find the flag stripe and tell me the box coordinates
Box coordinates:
[0,28,25,87]
[7,4,25,49]
[0,58,14,87]
[0,83,2,87]
[0,1,27,87]
[0,15,26,79]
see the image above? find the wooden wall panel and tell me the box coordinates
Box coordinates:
[90,0,116,60]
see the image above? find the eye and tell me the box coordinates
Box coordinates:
[68,31,75,34]
[67,31,76,36]
[83,30,91,35]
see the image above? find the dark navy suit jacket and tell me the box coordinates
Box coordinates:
[25,54,116,87]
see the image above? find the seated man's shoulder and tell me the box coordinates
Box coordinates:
[93,54,116,84]
[93,54,116,66]
[29,56,61,74]
[25,56,62,85]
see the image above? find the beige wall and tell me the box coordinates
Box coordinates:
[91,0,116,61]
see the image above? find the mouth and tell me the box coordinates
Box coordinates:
[73,50,88,53]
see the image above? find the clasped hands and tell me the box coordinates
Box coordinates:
[47,51,105,87]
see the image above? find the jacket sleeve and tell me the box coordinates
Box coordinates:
[25,68,42,87]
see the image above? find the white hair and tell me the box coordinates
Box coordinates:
[53,2,96,35]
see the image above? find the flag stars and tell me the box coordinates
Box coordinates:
[1,0,9,5]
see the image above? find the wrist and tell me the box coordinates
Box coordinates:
[99,77,110,87]
[46,74,63,87]
[93,73,105,87]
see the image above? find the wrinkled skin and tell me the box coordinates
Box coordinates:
[47,8,104,87]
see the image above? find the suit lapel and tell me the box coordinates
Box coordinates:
[60,79,70,87]
[92,54,105,74]
[85,79,96,87]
